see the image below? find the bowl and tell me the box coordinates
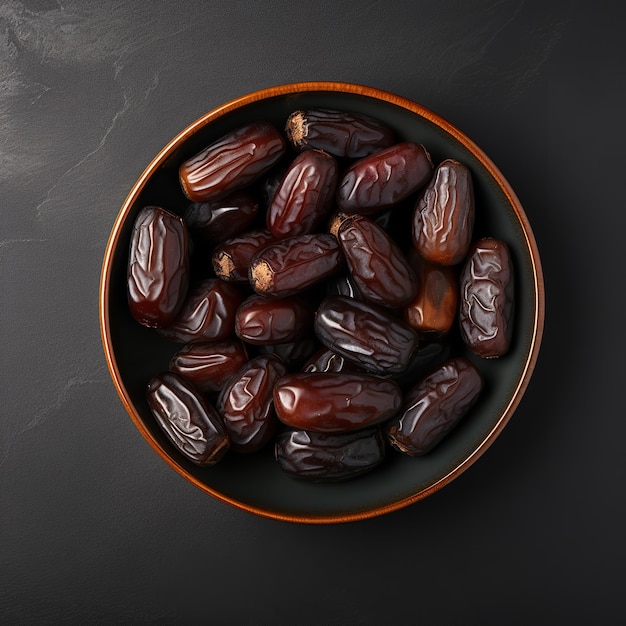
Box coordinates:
[99,82,544,523]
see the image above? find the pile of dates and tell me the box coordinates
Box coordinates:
[127,107,514,482]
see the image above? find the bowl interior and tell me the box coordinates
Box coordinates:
[101,83,543,523]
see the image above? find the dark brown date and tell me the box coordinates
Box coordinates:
[179,121,286,203]
[249,233,343,298]
[212,228,275,284]
[235,295,314,345]
[275,428,386,482]
[267,149,339,238]
[127,206,189,328]
[385,357,483,456]
[146,372,229,466]
[302,347,364,374]
[459,238,514,358]
[273,373,402,433]
[217,355,287,453]
[412,159,474,266]
[326,272,363,301]
[169,340,249,393]
[285,108,395,158]
[183,190,258,245]
[256,336,318,368]
[336,142,433,214]
[159,278,244,343]
[403,253,458,338]
[337,214,418,308]
[314,296,419,375]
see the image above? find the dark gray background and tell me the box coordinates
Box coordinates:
[2,1,624,623]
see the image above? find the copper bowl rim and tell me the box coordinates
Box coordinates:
[99,81,545,524]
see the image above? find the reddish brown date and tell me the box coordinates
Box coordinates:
[314,296,419,374]
[212,228,275,284]
[159,278,243,343]
[235,295,314,345]
[336,142,433,214]
[385,357,483,456]
[183,191,258,245]
[267,149,339,238]
[275,428,386,482]
[285,108,395,158]
[169,340,249,393]
[403,253,458,338]
[412,159,474,266]
[179,121,286,203]
[337,214,418,308]
[127,206,189,328]
[249,233,343,298]
[273,373,402,433]
[217,355,287,453]
[302,347,365,374]
[459,238,514,358]
[146,372,229,466]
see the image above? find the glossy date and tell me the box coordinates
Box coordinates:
[127,206,189,328]
[412,159,474,266]
[336,142,433,214]
[212,228,276,284]
[285,108,394,158]
[249,233,343,298]
[459,238,514,358]
[275,428,386,482]
[337,213,417,308]
[179,121,286,203]
[273,372,401,433]
[267,149,338,238]
[385,357,483,456]
[314,296,419,374]
[217,355,288,453]
[146,372,229,466]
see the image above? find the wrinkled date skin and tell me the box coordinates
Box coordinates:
[302,347,365,374]
[412,159,475,266]
[159,278,244,343]
[128,206,189,328]
[403,253,458,338]
[285,108,395,158]
[338,214,418,308]
[249,233,343,298]
[169,340,249,394]
[212,228,275,284]
[183,191,258,246]
[273,373,402,433]
[217,355,288,453]
[386,357,483,456]
[314,296,419,374]
[459,238,514,358]
[267,149,339,238]
[336,142,433,214]
[235,295,314,345]
[179,121,286,203]
[146,372,229,466]
[275,428,386,482]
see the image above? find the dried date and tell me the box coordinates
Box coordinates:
[314,296,419,374]
[337,213,418,308]
[302,347,365,374]
[212,228,275,284]
[217,355,287,453]
[385,357,483,456]
[273,373,402,433]
[336,142,433,214]
[249,233,343,298]
[459,238,514,358]
[285,108,394,158]
[267,149,339,238]
[127,206,189,328]
[146,372,229,466]
[275,428,386,482]
[412,159,474,266]
[179,121,286,203]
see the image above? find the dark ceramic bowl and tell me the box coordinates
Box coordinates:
[100,82,544,523]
